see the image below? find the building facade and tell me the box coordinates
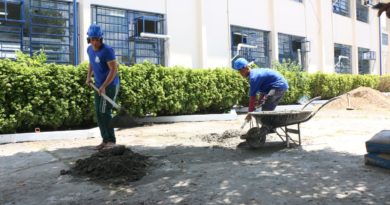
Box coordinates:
[0,0,389,74]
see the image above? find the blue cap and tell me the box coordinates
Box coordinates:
[87,24,104,38]
[233,58,249,70]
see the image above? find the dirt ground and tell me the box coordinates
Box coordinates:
[1,108,390,205]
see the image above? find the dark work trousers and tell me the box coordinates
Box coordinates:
[261,89,286,111]
[94,84,119,143]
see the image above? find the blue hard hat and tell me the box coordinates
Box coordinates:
[233,58,249,70]
[87,24,104,38]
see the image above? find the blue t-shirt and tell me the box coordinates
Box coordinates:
[249,68,288,97]
[87,44,119,87]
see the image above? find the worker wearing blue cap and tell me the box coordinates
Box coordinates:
[233,58,288,121]
[85,24,120,150]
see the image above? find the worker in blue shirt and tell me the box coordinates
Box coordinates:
[233,58,288,121]
[85,24,120,150]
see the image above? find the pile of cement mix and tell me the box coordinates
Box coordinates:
[62,145,150,185]
[324,87,390,110]
[199,129,243,143]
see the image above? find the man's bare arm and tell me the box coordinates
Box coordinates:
[98,60,118,94]
[86,63,93,85]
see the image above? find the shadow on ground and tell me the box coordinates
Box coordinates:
[0,142,389,205]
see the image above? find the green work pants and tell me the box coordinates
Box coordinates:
[94,84,119,143]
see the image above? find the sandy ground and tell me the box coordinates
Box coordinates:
[1,109,390,205]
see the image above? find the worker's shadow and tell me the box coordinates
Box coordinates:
[236,141,295,156]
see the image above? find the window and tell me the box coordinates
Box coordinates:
[0,0,23,59]
[0,0,77,64]
[334,43,352,74]
[356,0,368,23]
[278,33,307,70]
[358,47,370,74]
[230,26,270,68]
[131,15,165,65]
[382,33,388,46]
[333,0,350,17]
[92,6,129,64]
[135,17,158,36]
[232,32,247,46]
[92,6,165,65]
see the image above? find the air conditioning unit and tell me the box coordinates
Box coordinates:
[363,51,376,60]
[362,0,373,7]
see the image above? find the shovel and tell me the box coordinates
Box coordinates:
[89,83,141,128]
[240,93,268,130]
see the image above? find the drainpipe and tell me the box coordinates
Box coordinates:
[20,0,24,51]
[73,0,78,65]
[379,16,383,76]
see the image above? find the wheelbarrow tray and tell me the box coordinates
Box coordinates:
[249,110,313,128]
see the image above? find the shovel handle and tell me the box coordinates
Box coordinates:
[89,83,121,110]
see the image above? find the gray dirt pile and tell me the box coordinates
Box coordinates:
[64,145,150,185]
[325,87,390,110]
[198,129,243,144]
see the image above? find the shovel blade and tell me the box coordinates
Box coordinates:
[109,114,143,128]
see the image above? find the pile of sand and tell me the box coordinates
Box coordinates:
[324,87,390,110]
[61,145,150,185]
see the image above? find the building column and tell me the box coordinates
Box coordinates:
[269,0,278,64]
[79,0,92,63]
[351,0,358,74]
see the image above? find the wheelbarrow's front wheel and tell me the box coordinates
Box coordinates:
[245,127,267,148]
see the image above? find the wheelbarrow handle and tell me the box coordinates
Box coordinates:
[88,83,121,110]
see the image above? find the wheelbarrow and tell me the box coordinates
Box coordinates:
[241,96,339,148]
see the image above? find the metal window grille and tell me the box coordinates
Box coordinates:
[334,43,352,74]
[278,33,307,69]
[130,15,165,65]
[92,5,165,66]
[333,0,350,17]
[0,0,77,65]
[356,0,368,23]
[382,33,388,45]
[230,26,269,68]
[93,6,130,64]
[358,47,370,74]
[0,0,24,59]
[27,0,75,64]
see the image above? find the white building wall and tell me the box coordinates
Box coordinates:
[229,0,271,30]
[200,0,230,68]
[274,0,306,36]
[165,0,201,68]
[77,0,389,74]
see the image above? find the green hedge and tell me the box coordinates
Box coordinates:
[0,56,94,134]
[0,53,385,134]
[0,55,246,133]
[309,72,379,98]
[107,62,246,116]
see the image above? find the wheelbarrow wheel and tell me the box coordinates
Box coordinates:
[245,127,267,148]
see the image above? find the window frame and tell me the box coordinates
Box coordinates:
[230,25,270,68]
[358,47,370,74]
[91,5,166,66]
[334,43,352,74]
[356,0,369,23]
[333,0,350,17]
